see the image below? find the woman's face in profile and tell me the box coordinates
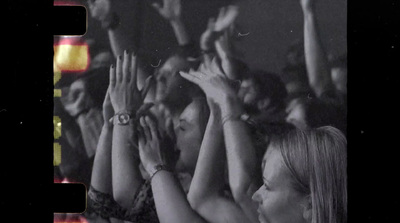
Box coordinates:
[252,147,307,223]
[174,101,204,174]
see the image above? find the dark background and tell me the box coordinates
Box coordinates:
[81,0,346,74]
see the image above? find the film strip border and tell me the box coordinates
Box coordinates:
[53,1,88,217]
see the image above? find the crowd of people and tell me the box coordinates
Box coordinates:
[54,0,347,222]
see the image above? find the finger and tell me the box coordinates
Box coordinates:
[130,54,139,89]
[109,64,116,88]
[145,116,160,141]
[103,88,111,107]
[192,70,208,79]
[136,103,155,118]
[73,91,86,108]
[165,117,176,140]
[215,39,225,58]
[225,5,239,19]
[179,71,201,84]
[175,0,182,12]
[140,117,152,142]
[215,6,239,32]
[186,70,208,81]
[151,2,162,12]
[207,17,216,30]
[217,7,226,24]
[218,29,229,44]
[211,57,224,76]
[141,75,154,99]
[123,50,131,82]
[203,54,212,71]
[116,55,123,83]
[198,63,207,73]
[137,128,146,150]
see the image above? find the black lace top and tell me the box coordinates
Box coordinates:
[86,180,159,223]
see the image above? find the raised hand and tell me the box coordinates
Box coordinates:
[213,5,239,32]
[198,54,223,75]
[214,29,240,79]
[300,0,315,11]
[138,116,164,173]
[215,30,231,58]
[109,50,153,114]
[180,58,237,106]
[88,0,112,22]
[200,17,217,51]
[152,0,182,22]
[200,5,239,52]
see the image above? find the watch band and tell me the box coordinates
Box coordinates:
[112,110,134,126]
[149,164,169,181]
[221,112,252,126]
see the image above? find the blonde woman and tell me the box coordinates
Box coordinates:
[252,126,347,223]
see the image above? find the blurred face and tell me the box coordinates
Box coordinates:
[238,78,258,105]
[331,67,347,94]
[252,147,307,223]
[174,101,205,174]
[155,56,188,102]
[285,82,303,96]
[285,98,308,130]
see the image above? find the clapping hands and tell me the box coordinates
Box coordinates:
[109,50,153,115]
[180,56,238,107]
[138,115,178,175]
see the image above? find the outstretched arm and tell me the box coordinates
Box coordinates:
[199,6,240,79]
[219,95,259,223]
[152,0,191,46]
[109,51,151,210]
[89,90,124,223]
[215,29,243,80]
[88,0,151,94]
[301,0,335,97]
[88,0,143,57]
[138,116,206,223]
[188,100,253,223]
[187,100,224,206]
[90,90,113,194]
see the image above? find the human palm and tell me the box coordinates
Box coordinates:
[152,0,182,21]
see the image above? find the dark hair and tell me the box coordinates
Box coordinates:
[83,66,110,108]
[192,97,210,136]
[292,96,347,135]
[243,70,288,110]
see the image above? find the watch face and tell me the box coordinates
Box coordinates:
[118,113,130,125]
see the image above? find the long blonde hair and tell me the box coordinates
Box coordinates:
[269,126,347,223]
